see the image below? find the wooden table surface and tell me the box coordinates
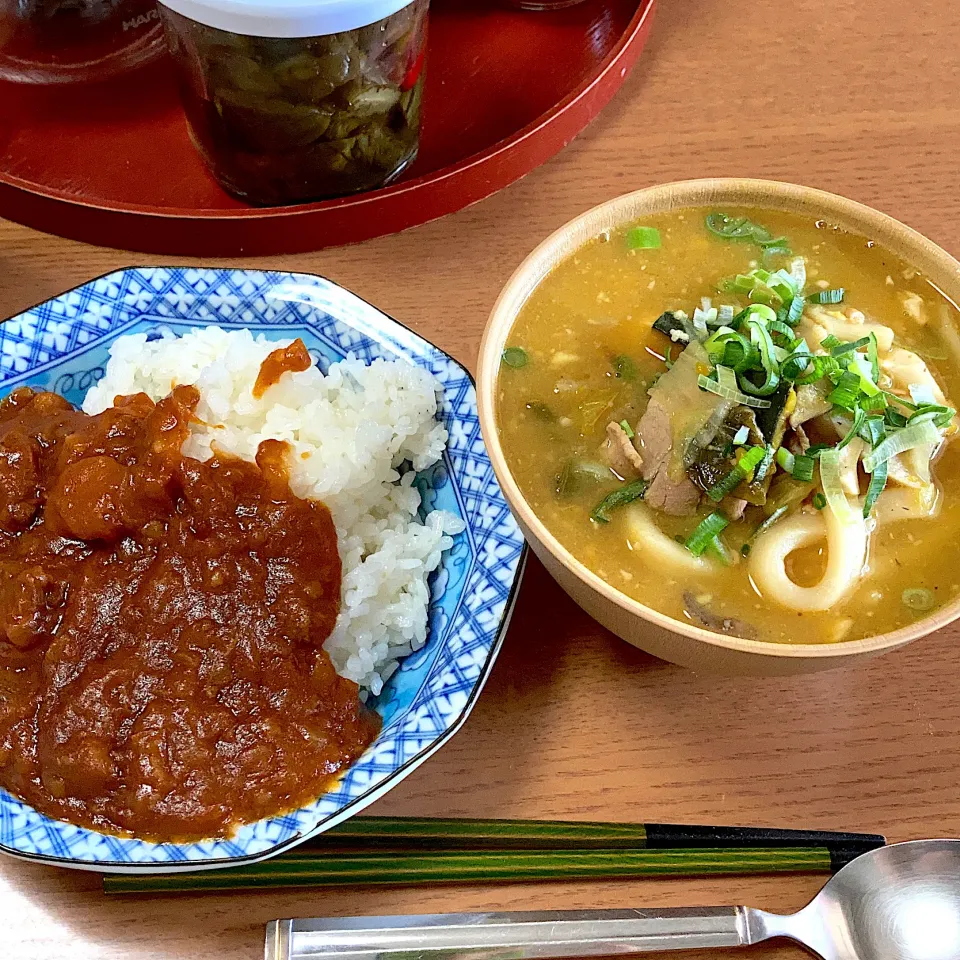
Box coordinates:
[3,0,960,956]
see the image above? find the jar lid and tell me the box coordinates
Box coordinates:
[158,0,414,38]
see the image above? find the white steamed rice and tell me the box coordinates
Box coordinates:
[83,326,465,694]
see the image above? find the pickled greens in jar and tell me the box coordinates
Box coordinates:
[159,0,427,205]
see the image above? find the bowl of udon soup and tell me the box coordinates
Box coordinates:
[478,178,960,674]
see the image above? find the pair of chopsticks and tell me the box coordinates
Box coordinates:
[102,816,885,895]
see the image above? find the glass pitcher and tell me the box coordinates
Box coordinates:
[0,0,166,83]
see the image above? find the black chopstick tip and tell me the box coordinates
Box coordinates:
[644,824,886,853]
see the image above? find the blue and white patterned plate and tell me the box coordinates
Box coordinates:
[0,268,526,873]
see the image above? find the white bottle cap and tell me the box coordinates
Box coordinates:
[158,0,416,39]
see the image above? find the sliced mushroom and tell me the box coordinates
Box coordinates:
[790,381,833,429]
[837,437,866,497]
[799,305,895,353]
[874,484,940,524]
[881,348,949,406]
[786,422,811,455]
[683,591,758,640]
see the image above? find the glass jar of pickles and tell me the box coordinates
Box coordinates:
[158,0,428,206]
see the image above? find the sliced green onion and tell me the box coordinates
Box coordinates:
[724,274,760,296]
[805,444,834,459]
[555,460,611,497]
[830,336,871,357]
[740,319,781,396]
[741,505,789,555]
[692,309,710,341]
[794,354,839,386]
[792,455,815,482]
[837,408,866,450]
[902,587,935,612]
[827,370,862,410]
[767,319,800,344]
[502,346,529,368]
[738,445,767,476]
[591,479,649,523]
[862,419,942,473]
[904,410,940,428]
[786,295,806,325]
[721,270,795,307]
[867,332,880,383]
[762,245,791,257]
[885,407,909,428]
[727,339,760,373]
[742,303,778,324]
[776,447,796,474]
[848,355,881,397]
[706,468,745,502]
[685,512,730,557]
[812,492,827,510]
[717,365,739,391]
[704,214,787,251]
[808,288,845,304]
[619,419,635,439]
[626,226,661,250]
[612,354,638,381]
[780,347,814,382]
[705,213,755,239]
[732,425,750,446]
[705,329,755,371]
[819,448,860,526]
[884,391,918,411]
[765,268,801,303]
[859,415,886,447]
[862,458,887,518]
[753,443,777,482]
[697,372,772,408]
[861,393,887,413]
[909,404,955,428]
[706,535,735,566]
[820,334,843,352]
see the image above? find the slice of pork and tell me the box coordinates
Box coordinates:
[603,421,643,478]
[721,497,748,521]
[635,343,731,517]
[636,398,702,515]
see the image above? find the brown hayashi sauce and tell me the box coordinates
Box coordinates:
[0,380,379,841]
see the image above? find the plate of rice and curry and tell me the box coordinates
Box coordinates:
[0,268,525,871]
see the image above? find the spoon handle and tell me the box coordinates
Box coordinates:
[265,907,756,960]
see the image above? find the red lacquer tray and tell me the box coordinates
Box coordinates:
[0,0,655,256]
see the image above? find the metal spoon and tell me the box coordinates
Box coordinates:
[266,840,960,960]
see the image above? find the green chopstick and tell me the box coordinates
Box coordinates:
[102,817,884,895]
[103,846,841,895]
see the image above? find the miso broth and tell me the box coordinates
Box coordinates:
[496,207,960,644]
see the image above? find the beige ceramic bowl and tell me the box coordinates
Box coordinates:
[477,178,960,675]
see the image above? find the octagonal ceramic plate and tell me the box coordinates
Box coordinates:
[0,267,525,873]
